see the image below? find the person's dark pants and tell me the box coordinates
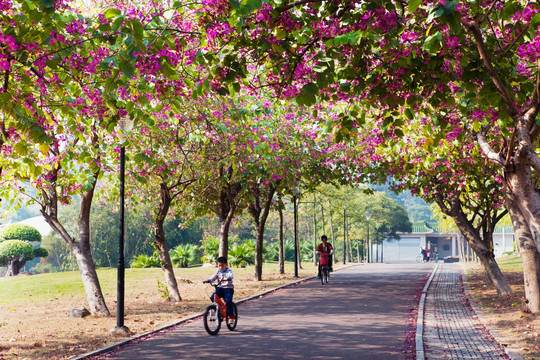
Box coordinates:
[212,287,235,318]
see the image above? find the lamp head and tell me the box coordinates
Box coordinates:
[115,114,133,143]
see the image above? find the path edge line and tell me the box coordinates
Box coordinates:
[415,262,438,360]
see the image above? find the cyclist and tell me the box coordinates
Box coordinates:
[421,247,427,262]
[203,256,235,325]
[316,235,334,278]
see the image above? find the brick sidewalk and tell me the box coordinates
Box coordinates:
[422,262,516,360]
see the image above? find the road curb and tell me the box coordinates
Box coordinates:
[460,264,524,360]
[415,262,438,360]
[71,264,359,360]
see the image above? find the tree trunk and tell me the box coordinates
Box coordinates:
[6,257,23,276]
[251,184,276,281]
[219,215,233,259]
[329,209,336,264]
[77,188,111,315]
[6,256,25,276]
[215,167,243,259]
[505,181,540,313]
[296,230,302,269]
[450,210,511,296]
[312,204,317,266]
[216,186,240,259]
[375,233,379,263]
[349,236,354,262]
[320,203,326,235]
[153,184,182,302]
[278,198,284,274]
[41,173,110,316]
[71,243,110,315]
[154,218,182,302]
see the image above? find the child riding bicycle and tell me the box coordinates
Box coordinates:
[203,256,235,325]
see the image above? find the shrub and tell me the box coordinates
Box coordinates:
[200,236,219,264]
[33,262,60,274]
[130,253,161,268]
[300,240,314,262]
[228,242,255,268]
[33,247,49,258]
[264,241,279,262]
[0,240,35,261]
[170,244,200,267]
[0,224,42,243]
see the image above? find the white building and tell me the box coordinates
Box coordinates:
[381,222,515,261]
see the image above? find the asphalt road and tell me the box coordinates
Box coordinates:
[93,263,433,360]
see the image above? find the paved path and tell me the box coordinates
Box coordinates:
[79,262,521,360]
[422,262,516,360]
[88,263,430,360]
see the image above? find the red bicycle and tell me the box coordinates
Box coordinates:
[319,253,330,285]
[203,281,238,335]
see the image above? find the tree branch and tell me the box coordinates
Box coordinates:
[476,128,505,166]
[466,20,519,118]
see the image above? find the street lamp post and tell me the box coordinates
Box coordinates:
[292,185,299,278]
[365,210,372,264]
[111,114,132,335]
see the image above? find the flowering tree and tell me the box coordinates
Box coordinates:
[360,111,513,296]
[242,103,339,280]
[207,0,540,308]
[0,0,209,312]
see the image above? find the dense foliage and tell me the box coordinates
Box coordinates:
[0,224,42,243]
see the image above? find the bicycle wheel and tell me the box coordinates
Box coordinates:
[203,304,221,335]
[321,267,327,285]
[226,303,238,331]
[416,254,423,263]
[324,267,329,284]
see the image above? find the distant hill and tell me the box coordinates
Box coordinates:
[372,184,433,222]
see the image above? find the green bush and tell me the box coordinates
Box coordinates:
[265,240,296,262]
[200,236,219,264]
[263,241,279,261]
[32,262,60,273]
[170,244,200,267]
[300,240,314,262]
[0,254,7,266]
[228,242,255,268]
[0,224,42,243]
[130,253,161,268]
[0,240,35,261]
[33,247,49,258]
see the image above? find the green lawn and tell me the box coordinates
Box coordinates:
[496,254,523,272]
[0,262,318,306]
[0,267,168,306]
